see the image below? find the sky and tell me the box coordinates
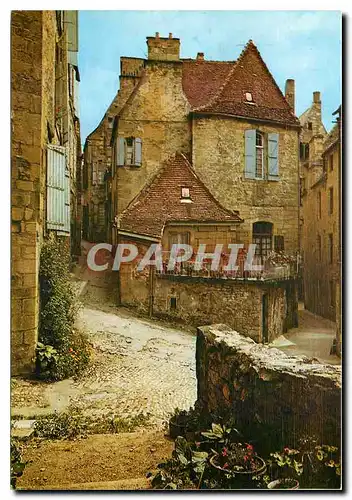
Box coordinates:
[78,10,342,144]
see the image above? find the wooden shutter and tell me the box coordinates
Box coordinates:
[46,144,69,233]
[135,137,142,166]
[244,129,256,179]
[117,137,125,166]
[268,132,279,180]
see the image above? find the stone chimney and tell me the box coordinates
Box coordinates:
[147,32,180,61]
[285,79,295,113]
[196,52,204,61]
[312,91,322,121]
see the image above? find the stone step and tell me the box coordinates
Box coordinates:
[18,477,152,490]
[11,419,36,440]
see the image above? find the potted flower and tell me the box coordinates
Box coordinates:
[267,478,299,490]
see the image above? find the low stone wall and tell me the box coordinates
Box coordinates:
[196,324,341,450]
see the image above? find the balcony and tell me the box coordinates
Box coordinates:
[156,251,299,283]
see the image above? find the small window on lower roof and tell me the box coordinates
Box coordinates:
[245,92,253,102]
[181,187,190,199]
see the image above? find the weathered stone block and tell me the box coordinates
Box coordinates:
[16,180,34,191]
[196,324,341,448]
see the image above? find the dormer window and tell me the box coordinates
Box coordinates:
[245,92,253,102]
[180,186,192,203]
[181,187,190,199]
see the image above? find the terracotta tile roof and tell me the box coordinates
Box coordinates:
[182,60,234,109]
[119,153,243,239]
[182,41,300,127]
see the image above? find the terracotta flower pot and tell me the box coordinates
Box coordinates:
[209,453,266,477]
[267,479,299,490]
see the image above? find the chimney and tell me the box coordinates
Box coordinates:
[196,52,204,61]
[147,33,180,61]
[285,79,295,113]
[313,91,321,104]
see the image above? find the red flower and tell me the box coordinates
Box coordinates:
[244,455,248,462]
[246,443,254,451]
[222,448,228,457]
[195,442,200,448]
[223,463,229,469]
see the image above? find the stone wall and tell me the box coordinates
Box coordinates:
[11,11,44,374]
[118,239,298,343]
[196,325,341,449]
[192,116,300,254]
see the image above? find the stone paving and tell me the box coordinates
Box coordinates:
[12,304,198,428]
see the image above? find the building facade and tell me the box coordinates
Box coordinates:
[86,33,301,342]
[301,102,341,353]
[11,10,81,374]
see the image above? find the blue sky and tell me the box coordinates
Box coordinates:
[78,10,342,143]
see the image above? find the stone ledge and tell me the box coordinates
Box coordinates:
[196,324,341,448]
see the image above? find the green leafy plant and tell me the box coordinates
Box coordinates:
[268,438,341,489]
[38,237,90,380]
[11,439,27,489]
[34,409,151,440]
[151,436,208,490]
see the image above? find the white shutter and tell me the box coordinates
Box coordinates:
[46,144,69,233]
[117,137,125,166]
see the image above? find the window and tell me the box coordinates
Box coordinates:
[170,297,177,311]
[116,137,142,167]
[168,232,190,250]
[329,154,334,171]
[181,187,190,199]
[255,131,264,179]
[274,235,285,252]
[317,191,321,219]
[253,221,273,258]
[98,171,105,185]
[245,92,253,102]
[317,234,321,261]
[108,117,114,129]
[308,121,313,130]
[300,143,309,161]
[329,187,334,215]
[328,233,333,264]
[245,130,279,180]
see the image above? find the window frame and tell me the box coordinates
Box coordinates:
[329,187,334,215]
[255,130,264,179]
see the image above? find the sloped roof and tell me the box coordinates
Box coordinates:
[182,40,300,127]
[182,60,234,109]
[119,153,243,239]
[323,122,340,153]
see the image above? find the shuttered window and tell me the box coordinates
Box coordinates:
[244,130,280,180]
[268,132,279,180]
[116,137,142,167]
[46,144,70,234]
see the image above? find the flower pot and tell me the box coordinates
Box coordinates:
[267,479,299,490]
[209,453,266,488]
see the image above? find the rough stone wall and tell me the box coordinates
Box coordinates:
[11,10,80,374]
[112,60,191,220]
[192,117,300,254]
[154,276,292,343]
[118,234,296,343]
[11,11,44,374]
[196,325,341,449]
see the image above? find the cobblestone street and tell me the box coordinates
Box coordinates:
[12,304,197,428]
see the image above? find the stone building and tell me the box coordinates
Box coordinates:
[87,33,301,342]
[11,10,81,374]
[301,102,341,350]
